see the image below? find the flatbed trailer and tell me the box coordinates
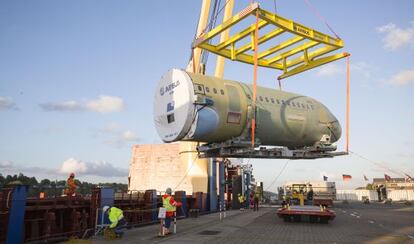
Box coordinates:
[277,205,336,223]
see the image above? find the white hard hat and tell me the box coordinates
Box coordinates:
[103,206,110,213]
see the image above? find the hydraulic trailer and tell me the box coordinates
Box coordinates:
[277,205,335,223]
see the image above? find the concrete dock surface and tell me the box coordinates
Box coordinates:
[89,202,414,244]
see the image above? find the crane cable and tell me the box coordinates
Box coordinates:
[190,0,231,71]
[173,153,199,191]
[201,0,231,36]
[201,0,222,66]
[189,0,224,71]
[303,0,341,40]
[265,160,290,191]
[349,151,408,178]
[273,0,283,91]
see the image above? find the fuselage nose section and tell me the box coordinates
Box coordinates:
[326,109,341,143]
[330,118,342,143]
[318,103,342,143]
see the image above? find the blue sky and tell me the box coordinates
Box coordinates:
[1,1,413,190]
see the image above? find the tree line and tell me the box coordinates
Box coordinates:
[0,173,128,197]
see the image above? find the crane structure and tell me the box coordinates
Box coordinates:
[192,2,349,80]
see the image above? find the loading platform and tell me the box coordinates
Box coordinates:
[197,141,348,160]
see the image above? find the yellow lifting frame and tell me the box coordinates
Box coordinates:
[192,2,349,79]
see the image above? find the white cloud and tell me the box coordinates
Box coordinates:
[1,158,127,178]
[82,161,127,177]
[377,22,414,50]
[316,63,342,77]
[40,95,124,114]
[121,131,138,141]
[59,158,127,177]
[388,68,414,86]
[0,160,14,168]
[351,62,373,80]
[395,152,414,158]
[98,124,139,148]
[40,100,83,112]
[0,97,18,111]
[59,158,88,174]
[85,95,124,114]
[105,130,139,148]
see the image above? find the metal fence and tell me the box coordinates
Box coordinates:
[336,189,414,201]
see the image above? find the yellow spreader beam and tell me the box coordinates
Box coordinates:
[192,2,349,80]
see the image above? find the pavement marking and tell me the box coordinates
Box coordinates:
[408,235,414,239]
[356,216,360,218]
[368,220,375,224]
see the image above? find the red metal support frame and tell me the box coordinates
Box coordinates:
[251,9,259,148]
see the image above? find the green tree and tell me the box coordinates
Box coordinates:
[40,179,51,186]
[0,174,5,188]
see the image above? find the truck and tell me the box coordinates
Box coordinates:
[283,181,336,207]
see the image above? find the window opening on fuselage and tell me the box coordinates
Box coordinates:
[167,113,175,124]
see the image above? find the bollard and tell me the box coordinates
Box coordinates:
[173,211,177,234]
[160,218,165,236]
[219,201,222,221]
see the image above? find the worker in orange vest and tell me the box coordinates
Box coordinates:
[162,188,182,234]
[65,172,77,196]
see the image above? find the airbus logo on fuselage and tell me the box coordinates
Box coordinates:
[160,80,180,96]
